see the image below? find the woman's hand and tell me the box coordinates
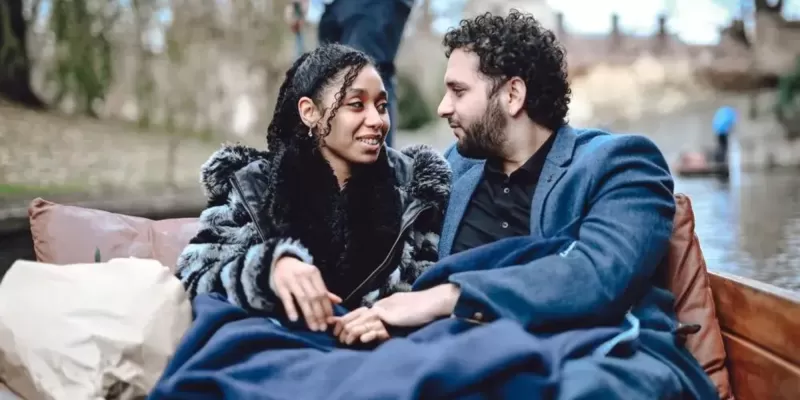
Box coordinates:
[272,257,341,332]
[330,307,390,345]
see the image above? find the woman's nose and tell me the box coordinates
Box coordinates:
[365,105,384,127]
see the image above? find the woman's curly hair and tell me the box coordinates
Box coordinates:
[443,10,571,132]
[267,44,374,150]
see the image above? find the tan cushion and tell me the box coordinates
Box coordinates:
[27,198,200,271]
[664,194,733,399]
[0,259,191,399]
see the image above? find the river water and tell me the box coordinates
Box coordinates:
[675,171,800,291]
[398,128,800,292]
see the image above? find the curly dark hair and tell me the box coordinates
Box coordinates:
[267,44,374,150]
[443,10,571,132]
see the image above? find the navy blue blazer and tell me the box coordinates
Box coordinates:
[430,125,678,332]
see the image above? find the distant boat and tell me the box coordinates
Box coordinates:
[674,150,729,178]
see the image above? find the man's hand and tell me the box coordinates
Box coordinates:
[372,284,461,327]
[329,307,390,345]
[272,257,341,332]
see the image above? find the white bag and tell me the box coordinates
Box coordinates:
[0,258,192,400]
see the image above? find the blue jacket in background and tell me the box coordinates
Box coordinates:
[712,106,737,136]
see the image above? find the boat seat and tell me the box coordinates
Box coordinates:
[660,194,732,399]
[22,195,734,398]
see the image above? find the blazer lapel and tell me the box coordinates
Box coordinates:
[529,125,578,236]
[439,163,484,258]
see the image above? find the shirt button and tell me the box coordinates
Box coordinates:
[503,187,510,194]
[501,221,509,229]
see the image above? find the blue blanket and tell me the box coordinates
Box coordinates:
[149,293,640,400]
[150,236,716,399]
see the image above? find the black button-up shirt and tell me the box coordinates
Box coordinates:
[451,135,556,254]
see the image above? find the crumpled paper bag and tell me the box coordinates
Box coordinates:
[0,258,192,400]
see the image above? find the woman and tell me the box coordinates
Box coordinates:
[176,44,451,345]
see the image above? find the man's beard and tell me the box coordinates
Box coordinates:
[454,96,507,159]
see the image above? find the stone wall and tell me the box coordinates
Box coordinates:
[0,103,219,192]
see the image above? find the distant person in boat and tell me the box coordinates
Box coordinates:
[365,10,719,399]
[712,105,737,164]
[175,44,450,344]
[286,0,413,148]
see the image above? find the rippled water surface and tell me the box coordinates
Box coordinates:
[675,172,800,291]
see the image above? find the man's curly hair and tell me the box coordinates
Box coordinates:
[443,10,571,132]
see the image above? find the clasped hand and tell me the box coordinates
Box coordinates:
[273,257,458,345]
[332,285,460,344]
[272,257,389,344]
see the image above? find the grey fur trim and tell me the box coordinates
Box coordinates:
[400,144,452,207]
[200,143,270,203]
[240,243,273,311]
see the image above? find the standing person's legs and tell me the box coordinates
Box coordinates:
[317,1,342,47]
[715,133,728,164]
[319,0,412,148]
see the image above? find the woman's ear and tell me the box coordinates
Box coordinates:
[297,96,320,128]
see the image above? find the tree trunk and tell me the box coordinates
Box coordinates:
[0,0,46,108]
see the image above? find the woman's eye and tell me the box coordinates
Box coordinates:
[377,103,388,113]
[348,101,364,109]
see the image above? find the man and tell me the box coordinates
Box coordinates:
[371,10,718,399]
[288,0,413,147]
[712,105,736,164]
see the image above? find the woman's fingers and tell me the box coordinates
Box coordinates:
[274,281,299,322]
[333,307,366,337]
[272,259,341,331]
[330,309,391,345]
[308,273,334,323]
[342,311,380,344]
[359,325,390,343]
[299,278,328,331]
[344,322,369,344]
[359,330,378,343]
[286,278,317,330]
[327,292,343,304]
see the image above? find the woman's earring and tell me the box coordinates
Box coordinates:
[307,128,313,138]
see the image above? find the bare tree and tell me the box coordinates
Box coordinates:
[0,0,46,108]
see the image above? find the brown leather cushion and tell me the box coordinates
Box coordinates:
[664,194,733,399]
[27,198,200,271]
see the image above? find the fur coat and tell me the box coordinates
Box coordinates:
[176,142,451,312]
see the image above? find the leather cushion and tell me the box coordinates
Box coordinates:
[27,198,199,271]
[664,194,733,399]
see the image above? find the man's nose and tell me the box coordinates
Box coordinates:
[437,94,453,118]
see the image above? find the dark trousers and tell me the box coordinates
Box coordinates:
[318,0,412,147]
[715,134,728,164]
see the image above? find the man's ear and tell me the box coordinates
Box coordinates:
[297,96,321,128]
[506,77,527,117]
